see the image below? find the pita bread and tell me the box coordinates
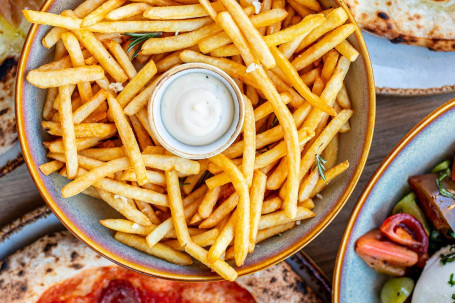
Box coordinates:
[345,0,455,51]
[0,231,321,303]
[0,57,19,155]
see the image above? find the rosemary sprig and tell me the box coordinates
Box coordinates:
[194,171,213,189]
[313,154,327,181]
[124,32,162,58]
[449,273,455,287]
[436,171,455,200]
[179,180,190,187]
[270,116,279,128]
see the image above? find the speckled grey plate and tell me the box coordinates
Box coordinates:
[0,206,331,302]
[16,0,375,281]
[333,98,455,302]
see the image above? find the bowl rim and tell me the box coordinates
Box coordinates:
[16,0,376,281]
[332,97,455,302]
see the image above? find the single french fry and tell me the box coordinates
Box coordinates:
[39,160,64,176]
[96,177,169,206]
[23,10,82,29]
[261,196,282,214]
[298,167,319,201]
[287,0,312,17]
[198,186,222,219]
[27,66,104,88]
[258,206,314,229]
[142,154,200,175]
[322,133,338,170]
[183,184,208,207]
[294,0,321,11]
[45,136,109,154]
[79,147,124,162]
[101,219,156,235]
[335,39,359,62]
[131,0,180,5]
[310,160,349,197]
[301,66,321,86]
[141,23,222,55]
[321,49,339,82]
[185,241,237,281]
[105,40,137,79]
[256,221,295,242]
[42,121,116,137]
[199,192,238,229]
[267,0,285,34]
[42,87,58,120]
[242,95,255,187]
[117,60,157,107]
[249,170,267,252]
[217,1,275,68]
[336,83,351,109]
[122,169,166,186]
[61,32,93,103]
[207,211,236,263]
[181,160,209,194]
[57,85,78,179]
[210,154,249,266]
[107,94,148,185]
[143,3,222,19]
[198,0,217,20]
[106,3,151,20]
[82,186,102,198]
[87,18,212,33]
[266,157,288,190]
[115,232,193,265]
[166,170,191,246]
[97,188,152,225]
[81,0,128,27]
[72,89,107,124]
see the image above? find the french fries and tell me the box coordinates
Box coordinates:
[28,0,358,280]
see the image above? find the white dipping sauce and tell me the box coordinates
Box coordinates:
[160,72,235,146]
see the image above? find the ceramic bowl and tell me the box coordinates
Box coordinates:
[16,0,375,280]
[148,63,244,159]
[333,98,455,302]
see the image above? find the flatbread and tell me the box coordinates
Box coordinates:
[0,231,321,303]
[345,0,455,51]
[0,57,19,154]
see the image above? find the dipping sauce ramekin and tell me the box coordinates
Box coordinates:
[148,63,244,159]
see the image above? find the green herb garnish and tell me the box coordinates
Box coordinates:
[436,172,455,200]
[451,293,455,302]
[449,274,455,287]
[313,154,327,181]
[179,180,190,187]
[441,245,455,265]
[124,32,162,58]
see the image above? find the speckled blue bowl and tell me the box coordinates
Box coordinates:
[334,98,455,302]
[16,0,375,280]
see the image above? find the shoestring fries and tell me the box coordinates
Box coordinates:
[28,0,358,280]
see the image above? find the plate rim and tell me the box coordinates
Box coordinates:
[332,97,455,302]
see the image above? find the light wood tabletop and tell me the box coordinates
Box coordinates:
[1,91,455,281]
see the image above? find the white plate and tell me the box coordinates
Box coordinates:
[364,32,455,95]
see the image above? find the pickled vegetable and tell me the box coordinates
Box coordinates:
[392,192,430,235]
[380,277,414,303]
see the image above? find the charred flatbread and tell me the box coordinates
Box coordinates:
[0,0,42,154]
[345,0,455,51]
[0,231,321,303]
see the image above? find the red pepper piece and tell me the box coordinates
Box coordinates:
[379,213,429,256]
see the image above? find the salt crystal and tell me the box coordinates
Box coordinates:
[114,194,128,203]
[109,82,124,93]
[246,63,261,73]
[252,0,261,14]
[132,223,139,229]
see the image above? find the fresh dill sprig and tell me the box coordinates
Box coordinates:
[440,245,455,265]
[179,180,190,187]
[124,32,162,58]
[313,154,327,181]
[436,171,455,200]
[449,273,455,287]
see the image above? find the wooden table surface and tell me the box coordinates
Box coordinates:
[1,91,455,282]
